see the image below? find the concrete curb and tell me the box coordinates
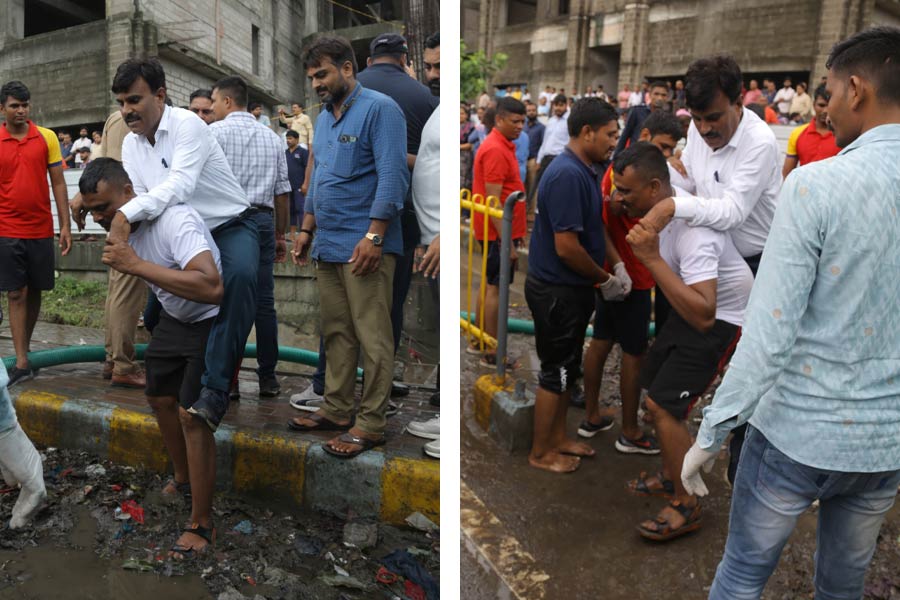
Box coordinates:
[13,391,439,526]
[473,374,534,453]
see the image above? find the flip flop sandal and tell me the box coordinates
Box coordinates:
[637,500,702,542]
[627,471,675,498]
[162,478,192,501]
[288,411,352,432]
[322,432,386,459]
[170,522,216,560]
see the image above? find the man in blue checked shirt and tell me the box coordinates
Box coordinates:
[289,36,408,459]
[680,26,900,599]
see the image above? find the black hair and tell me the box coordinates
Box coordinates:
[649,80,669,91]
[302,36,358,76]
[483,108,496,134]
[551,94,567,105]
[0,80,30,104]
[613,142,670,184]
[424,32,439,49]
[640,111,684,142]
[248,101,261,111]
[496,96,525,117]
[286,129,299,139]
[79,158,132,195]
[826,26,900,104]
[292,101,303,108]
[189,89,212,103]
[814,83,830,103]
[684,55,743,111]
[111,58,166,94]
[567,97,618,137]
[213,75,249,108]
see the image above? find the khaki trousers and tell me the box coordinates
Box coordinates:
[316,256,395,436]
[104,268,147,376]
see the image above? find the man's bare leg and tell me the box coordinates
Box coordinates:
[24,289,41,354]
[170,409,216,557]
[7,287,30,369]
[529,386,580,473]
[483,284,499,343]
[583,338,614,425]
[620,352,644,440]
[147,396,189,493]
[552,388,594,456]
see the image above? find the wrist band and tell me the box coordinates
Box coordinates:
[300,228,314,236]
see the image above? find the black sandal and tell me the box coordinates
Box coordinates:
[637,500,702,542]
[626,471,675,498]
[163,478,192,501]
[322,432,386,458]
[170,522,216,559]
[288,411,352,432]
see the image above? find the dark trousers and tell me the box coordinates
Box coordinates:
[249,210,278,379]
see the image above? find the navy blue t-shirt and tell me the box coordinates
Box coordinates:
[528,147,605,287]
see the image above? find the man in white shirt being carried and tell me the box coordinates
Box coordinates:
[80,158,224,560]
[614,142,753,542]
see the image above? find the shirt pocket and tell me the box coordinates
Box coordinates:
[332,134,361,178]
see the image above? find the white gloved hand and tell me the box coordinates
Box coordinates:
[613,262,632,296]
[599,275,627,301]
[0,424,46,529]
[681,442,718,497]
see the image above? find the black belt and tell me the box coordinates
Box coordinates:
[252,205,273,213]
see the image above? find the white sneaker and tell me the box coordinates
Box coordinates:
[423,438,439,459]
[406,416,440,440]
[289,383,324,412]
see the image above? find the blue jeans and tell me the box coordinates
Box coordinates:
[0,367,17,432]
[249,210,277,380]
[710,425,900,600]
[202,215,259,392]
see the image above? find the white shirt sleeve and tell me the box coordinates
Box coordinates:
[677,226,723,286]
[169,210,213,270]
[120,116,210,224]
[672,137,779,232]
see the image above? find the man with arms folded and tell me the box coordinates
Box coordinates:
[681,27,900,598]
[615,142,752,541]
[80,158,224,559]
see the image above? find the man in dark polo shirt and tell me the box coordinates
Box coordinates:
[525,98,625,473]
[470,97,527,367]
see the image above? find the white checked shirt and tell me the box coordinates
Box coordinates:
[670,108,781,257]
[208,111,291,208]
[120,106,249,231]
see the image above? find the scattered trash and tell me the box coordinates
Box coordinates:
[293,534,323,556]
[110,484,123,492]
[113,507,130,521]
[121,558,155,572]
[232,519,253,535]
[343,519,378,549]
[320,574,373,592]
[382,549,439,600]
[375,566,398,584]
[240,572,256,586]
[217,588,247,600]
[404,579,427,600]
[405,512,439,533]
[119,500,144,524]
[85,464,106,477]
[113,522,134,540]
[333,564,350,577]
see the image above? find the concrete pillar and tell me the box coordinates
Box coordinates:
[105,12,156,114]
[478,0,495,55]
[563,0,591,94]
[810,0,874,85]
[0,0,24,50]
[617,2,649,91]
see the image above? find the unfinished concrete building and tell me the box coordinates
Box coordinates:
[464,0,900,98]
[0,0,437,133]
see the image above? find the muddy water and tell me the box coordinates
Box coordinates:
[0,507,209,599]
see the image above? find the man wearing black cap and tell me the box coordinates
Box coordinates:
[357,32,439,389]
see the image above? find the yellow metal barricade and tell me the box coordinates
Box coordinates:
[460,189,502,352]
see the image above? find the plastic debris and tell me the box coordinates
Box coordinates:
[110,484,123,492]
[293,534,323,556]
[343,520,378,549]
[382,550,439,599]
[120,500,145,524]
[404,579,426,600]
[85,464,106,477]
[121,558,155,572]
[240,573,256,586]
[320,574,373,591]
[333,564,350,577]
[114,507,131,521]
[114,522,134,540]
[232,520,253,535]
[405,512,439,533]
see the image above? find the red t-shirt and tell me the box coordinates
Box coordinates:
[472,129,526,241]
[600,163,655,290]
[0,121,62,239]
[794,122,840,165]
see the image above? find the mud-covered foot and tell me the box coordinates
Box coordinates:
[528,451,580,473]
[555,438,596,457]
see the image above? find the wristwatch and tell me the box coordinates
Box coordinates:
[365,232,384,246]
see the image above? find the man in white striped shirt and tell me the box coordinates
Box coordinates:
[209,76,292,399]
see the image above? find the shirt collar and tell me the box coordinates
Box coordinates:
[838,124,900,156]
[723,107,753,151]
[0,121,38,141]
[138,105,171,144]
[488,127,515,150]
[561,146,598,177]
[224,111,256,122]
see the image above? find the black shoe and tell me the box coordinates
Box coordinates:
[390,382,410,398]
[569,385,585,409]
[429,392,439,407]
[258,376,280,397]
[7,366,35,388]
[187,387,230,432]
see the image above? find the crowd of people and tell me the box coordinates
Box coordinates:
[0,30,440,558]
[462,25,900,598]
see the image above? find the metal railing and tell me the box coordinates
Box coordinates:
[460,189,525,381]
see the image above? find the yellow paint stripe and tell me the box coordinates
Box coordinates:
[232,430,307,505]
[381,456,440,525]
[14,391,66,447]
[108,407,169,472]
[461,480,549,599]
[473,374,513,432]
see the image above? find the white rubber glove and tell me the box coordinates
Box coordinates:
[681,442,718,497]
[599,274,627,301]
[0,424,47,529]
[613,262,632,296]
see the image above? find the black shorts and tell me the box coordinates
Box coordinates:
[592,288,652,356]
[640,312,741,420]
[144,311,215,409]
[0,237,55,292]
[525,275,594,394]
[485,238,523,286]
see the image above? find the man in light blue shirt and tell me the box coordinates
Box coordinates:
[680,26,900,599]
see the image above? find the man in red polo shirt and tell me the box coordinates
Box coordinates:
[0,81,71,387]
[782,84,840,178]
[471,96,526,366]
